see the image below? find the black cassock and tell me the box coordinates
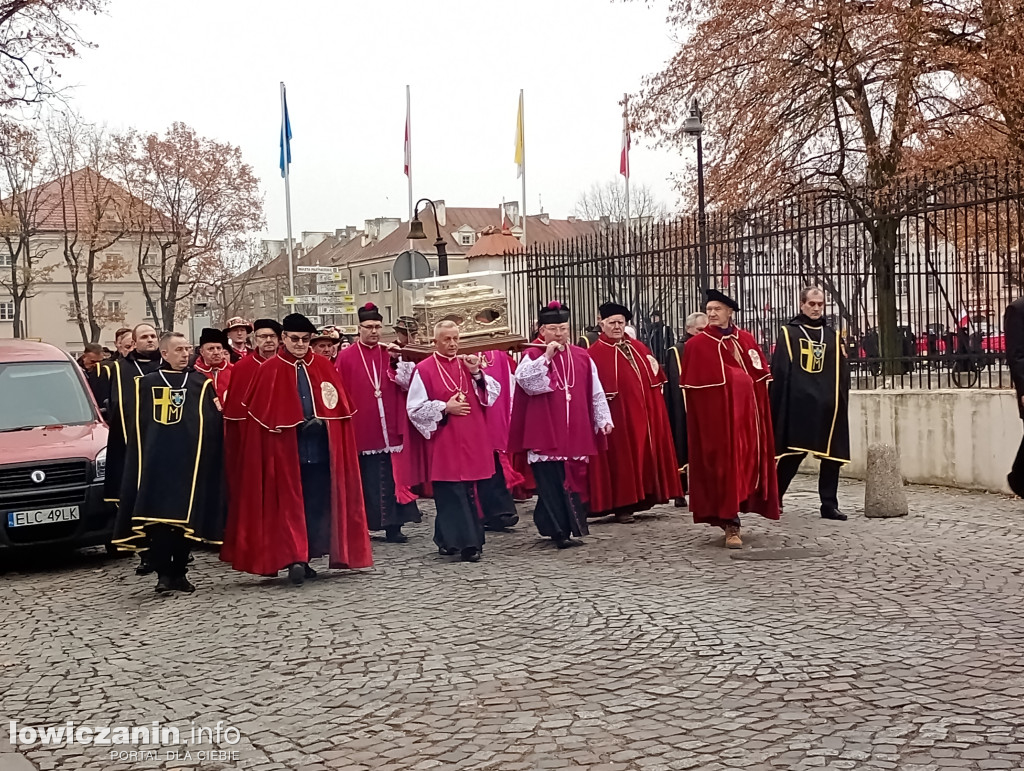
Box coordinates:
[663,339,689,484]
[98,353,161,502]
[113,367,225,548]
[769,315,851,462]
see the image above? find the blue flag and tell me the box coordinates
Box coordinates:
[280,86,292,178]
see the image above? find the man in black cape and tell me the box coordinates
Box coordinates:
[663,311,708,507]
[98,323,162,504]
[113,331,225,593]
[1004,296,1024,496]
[770,287,851,521]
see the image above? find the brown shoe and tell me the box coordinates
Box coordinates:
[724,525,742,549]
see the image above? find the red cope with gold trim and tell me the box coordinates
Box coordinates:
[220,349,373,575]
[193,358,233,403]
[679,326,780,525]
[586,333,682,515]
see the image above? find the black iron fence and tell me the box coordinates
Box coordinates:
[504,162,1024,389]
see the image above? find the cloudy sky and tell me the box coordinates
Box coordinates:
[58,0,688,238]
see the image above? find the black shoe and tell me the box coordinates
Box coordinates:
[303,564,318,579]
[555,537,584,549]
[385,528,409,543]
[460,548,482,563]
[287,563,306,586]
[821,507,848,521]
[1009,473,1024,498]
[172,576,196,593]
[155,574,174,594]
[674,497,687,508]
[438,547,457,556]
[136,557,154,576]
[484,514,520,531]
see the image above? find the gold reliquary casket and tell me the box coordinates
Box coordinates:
[401,271,528,358]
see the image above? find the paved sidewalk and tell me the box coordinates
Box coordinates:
[1,477,1023,771]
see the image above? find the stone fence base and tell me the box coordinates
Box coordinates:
[800,388,1020,494]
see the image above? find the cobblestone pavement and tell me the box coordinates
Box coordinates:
[2,477,1024,771]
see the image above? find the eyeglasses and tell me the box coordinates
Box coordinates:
[255,333,278,340]
[285,334,311,344]
[359,324,383,331]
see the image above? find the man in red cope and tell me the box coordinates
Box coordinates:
[587,302,682,522]
[221,313,372,584]
[193,327,233,403]
[221,318,280,563]
[335,303,421,543]
[406,320,501,563]
[509,302,614,548]
[680,289,780,548]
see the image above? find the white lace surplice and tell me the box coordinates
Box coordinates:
[406,370,501,440]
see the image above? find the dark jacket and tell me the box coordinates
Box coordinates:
[1004,298,1024,419]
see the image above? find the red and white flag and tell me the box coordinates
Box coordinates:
[404,88,411,177]
[620,104,631,179]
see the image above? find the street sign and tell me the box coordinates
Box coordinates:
[306,315,323,325]
[297,266,336,274]
[286,295,317,304]
[340,325,357,335]
[315,280,349,292]
[283,296,296,305]
[317,306,346,315]
[393,250,431,286]
[342,305,357,315]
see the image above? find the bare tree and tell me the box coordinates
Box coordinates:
[201,238,263,325]
[46,113,133,345]
[0,119,55,336]
[573,180,667,225]
[112,123,264,330]
[0,0,107,109]
[629,0,1022,371]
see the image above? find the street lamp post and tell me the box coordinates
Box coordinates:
[408,198,449,276]
[682,97,708,303]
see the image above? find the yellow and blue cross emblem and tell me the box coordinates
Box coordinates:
[152,386,186,425]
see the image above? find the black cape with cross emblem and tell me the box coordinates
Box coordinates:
[113,367,226,548]
[769,314,851,462]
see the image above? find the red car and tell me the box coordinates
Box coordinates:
[0,340,116,556]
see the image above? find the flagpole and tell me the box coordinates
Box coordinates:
[520,89,527,247]
[281,81,295,297]
[624,93,630,232]
[406,85,413,223]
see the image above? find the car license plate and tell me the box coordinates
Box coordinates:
[6,506,80,528]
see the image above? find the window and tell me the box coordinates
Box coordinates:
[359,274,367,294]
[896,276,910,296]
[460,233,473,246]
[384,305,393,324]
[106,299,122,316]
[143,252,160,267]
[926,274,938,294]
[0,301,13,321]
[383,271,392,291]
[371,273,380,292]
[0,253,11,268]
[66,300,81,321]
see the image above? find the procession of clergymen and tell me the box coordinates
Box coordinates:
[95,285,849,594]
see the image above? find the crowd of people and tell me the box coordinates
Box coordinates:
[82,286,851,594]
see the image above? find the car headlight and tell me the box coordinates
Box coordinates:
[94,448,107,481]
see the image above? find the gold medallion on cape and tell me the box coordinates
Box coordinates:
[321,382,339,409]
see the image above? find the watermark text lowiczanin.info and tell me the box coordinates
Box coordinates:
[9,719,242,761]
